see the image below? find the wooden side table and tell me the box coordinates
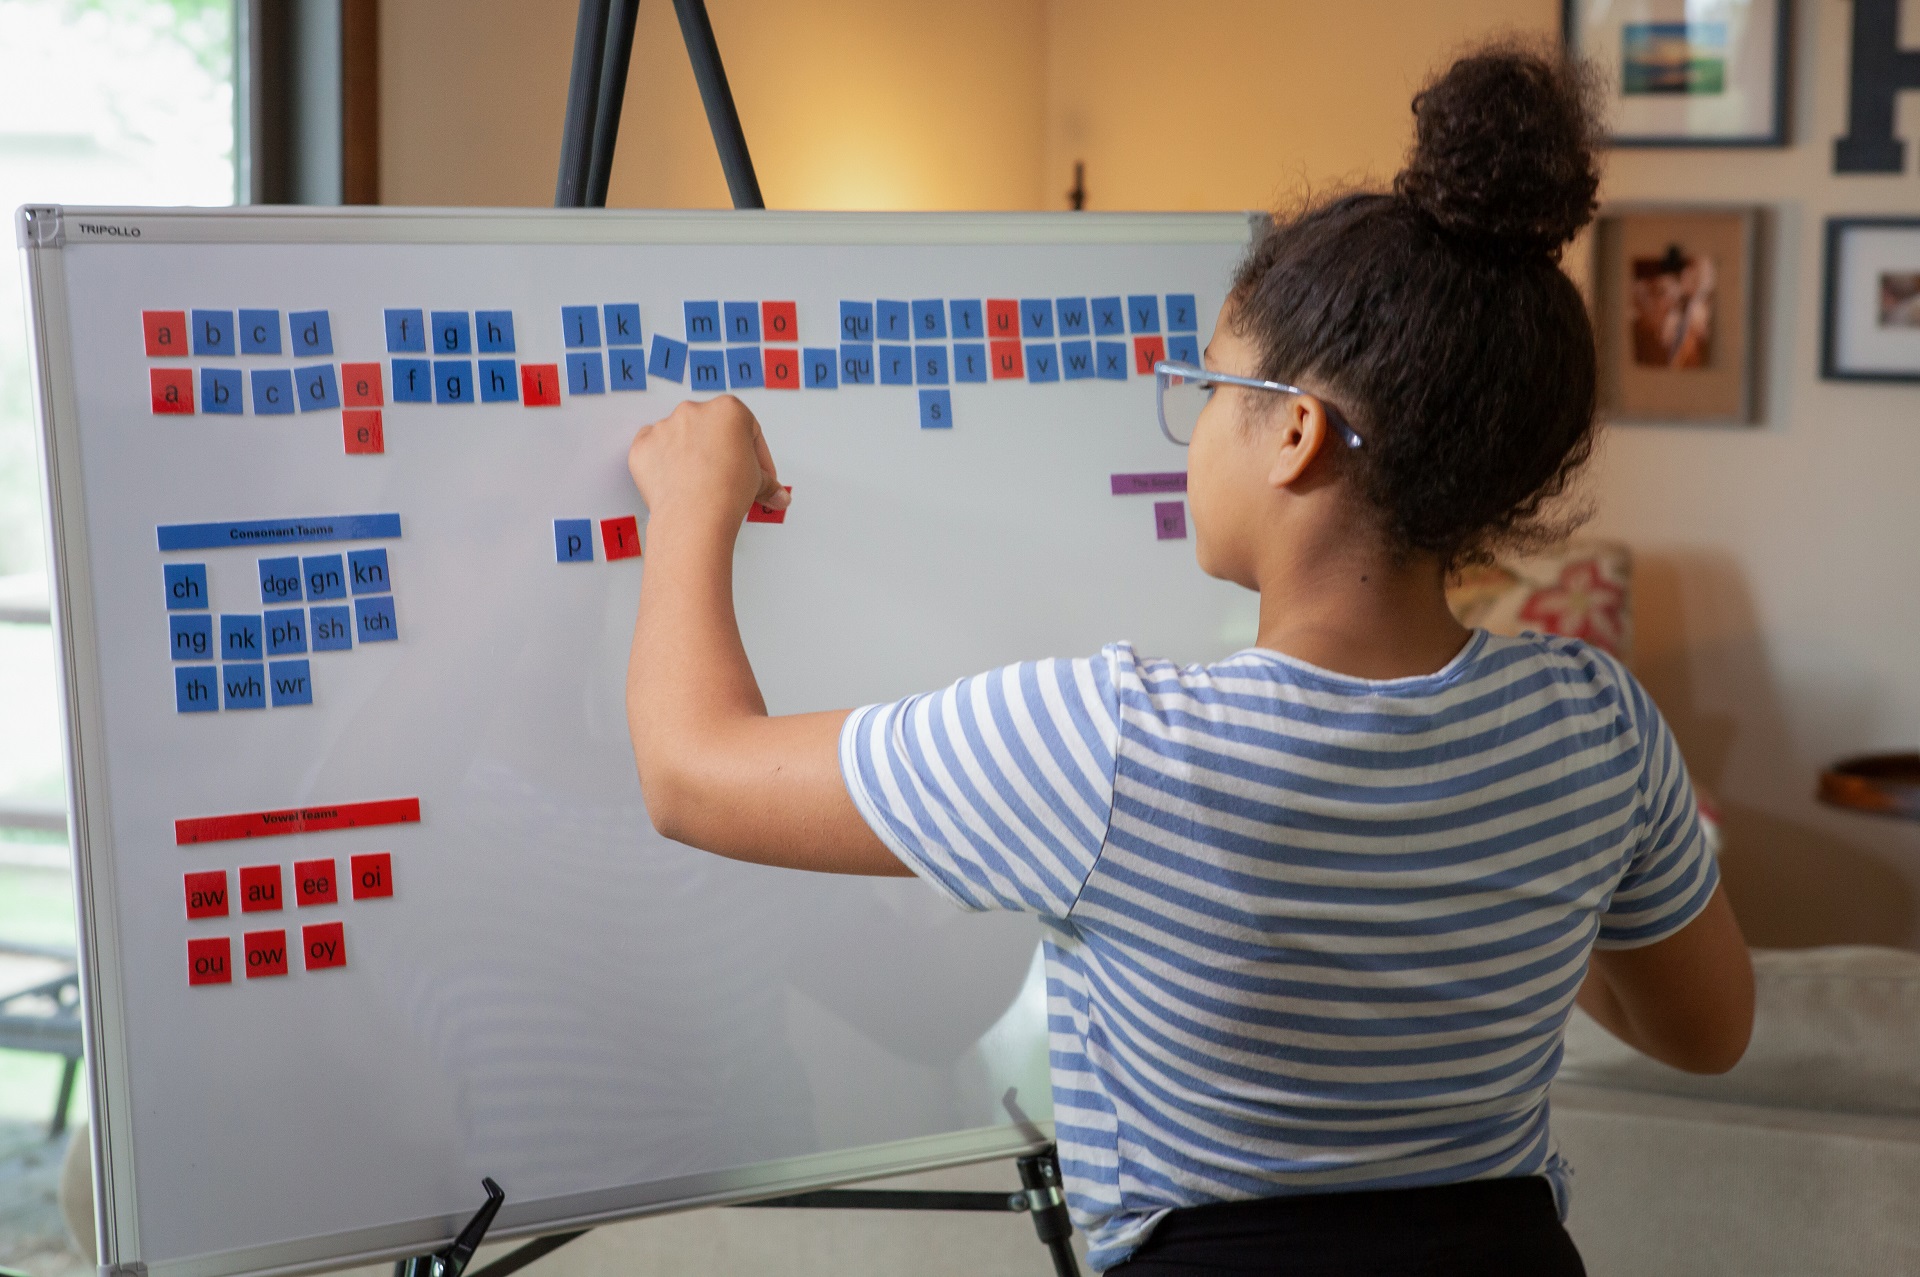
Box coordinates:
[1817,753,1920,821]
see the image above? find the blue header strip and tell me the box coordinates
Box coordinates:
[157,513,402,552]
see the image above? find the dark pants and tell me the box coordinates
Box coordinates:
[1105,1176,1586,1276]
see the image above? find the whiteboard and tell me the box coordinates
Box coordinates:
[18,206,1260,1277]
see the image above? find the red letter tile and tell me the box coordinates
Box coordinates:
[341,362,384,406]
[761,301,797,343]
[150,367,195,414]
[763,347,800,389]
[990,340,1024,380]
[243,928,289,978]
[184,870,229,920]
[1133,335,1166,376]
[238,863,283,913]
[303,920,346,970]
[986,300,1019,339]
[143,310,186,357]
[521,363,561,406]
[350,852,393,900]
[746,485,791,524]
[187,936,231,986]
[294,858,338,906]
[601,515,641,560]
[343,409,385,455]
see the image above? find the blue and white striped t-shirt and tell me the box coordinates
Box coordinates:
[840,631,1717,1271]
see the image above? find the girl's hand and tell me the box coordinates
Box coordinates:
[627,395,790,526]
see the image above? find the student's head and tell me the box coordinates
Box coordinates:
[1187,44,1602,582]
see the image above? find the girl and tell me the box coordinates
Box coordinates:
[622,45,1753,1276]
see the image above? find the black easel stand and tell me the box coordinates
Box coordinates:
[395,1178,505,1277]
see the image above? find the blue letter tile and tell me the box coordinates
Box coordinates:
[383,309,423,353]
[201,367,243,414]
[222,663,265,710]
[918,389,953,430]
[949,300,983,339]
[1020,300,1055,339]
[480,358,519,402]
[609,349,647,391]
[876,300,910,342]
[192,309,234,356]
[554,519,594,562]
[1026,343,1060,382]
[1166,334,1200,366]
[879,345,912,385]
[1056,298,1090,336]
[354,596,397,643]
[803,348,838,388]
[175,665,217,713]
[259,556,303,604]
[1092,296,1125,336]
[241,308,284,354]
[269,659,313,706]
[431,311,471,355]
[604,303,642,347]
[264,607,307,656]
[392,359,432,403]
[251,369,294,414]
[476,310,515,352]
[434,359,474,404]
[309,605,353,652]
[290,310,333,356]
[952,343,988,383]
[297,364,340,411]
[303,554,346,601]
[683,301,721,344]
[1061,339,1095,380]
[348,548,390,595]
[916,345,949,385]
[688,348,726,391]
[1127,294,1161,334]
[562,305,602,348]
[165,563,208,611]
[566,352,605,395]
[839,301,874,341]
[649,334,688,382]
[727,347,763,390]
[220,613,263,662]
[1096,340,1129,380]
[840,343,874,385]
[170,614,213,662]
[912,299,947,340]
[1166,293,1198,332]
[723,301,761,344]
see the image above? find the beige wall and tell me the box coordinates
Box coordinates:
[380,0,1920,948]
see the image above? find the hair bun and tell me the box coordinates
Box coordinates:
[1393,47,1602,259]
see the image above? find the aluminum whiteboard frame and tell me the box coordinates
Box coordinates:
[18,204,1262,1277]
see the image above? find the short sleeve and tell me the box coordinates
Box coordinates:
[839,647,1123,919]
[1594,669,1721,949]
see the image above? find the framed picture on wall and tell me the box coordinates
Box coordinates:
[1564,0,1790,146]
[1822,218,1920,382]
[1591,205,1761,423]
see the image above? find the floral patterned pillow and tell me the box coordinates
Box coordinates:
[1447,541,1634,661]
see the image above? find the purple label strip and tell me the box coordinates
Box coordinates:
[1110,471,1187,495]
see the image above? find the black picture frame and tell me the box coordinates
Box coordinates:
[1821,216,1920,383]
[1563,0,1792,147]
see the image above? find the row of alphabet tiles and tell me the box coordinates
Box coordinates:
[143,310,333,359]
[638,335,1191,393]
[188,921,348,984]
[836,295,1196,344]
[172,600,395,661]
[186,854,392,920]
[149,362,386,415]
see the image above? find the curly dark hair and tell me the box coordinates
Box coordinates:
[1229,43,1604,567]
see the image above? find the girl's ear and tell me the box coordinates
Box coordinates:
[1264,395,1331,491]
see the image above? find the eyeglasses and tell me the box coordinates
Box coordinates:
[1154,360,1364,450]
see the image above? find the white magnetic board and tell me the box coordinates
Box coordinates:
[19,206,1260,1277]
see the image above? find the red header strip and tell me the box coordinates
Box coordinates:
[175,797,420,846]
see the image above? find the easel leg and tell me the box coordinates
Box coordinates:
[1017,1146,1080,1277]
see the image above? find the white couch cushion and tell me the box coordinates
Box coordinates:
[1558,945,1920,1116]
